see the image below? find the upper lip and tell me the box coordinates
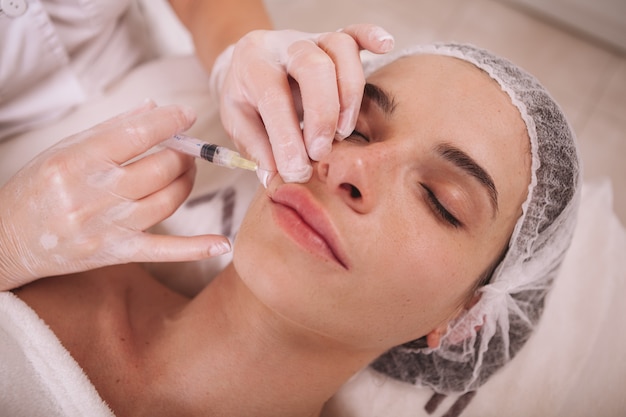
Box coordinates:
[269,184,350,269]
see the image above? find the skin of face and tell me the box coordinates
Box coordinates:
[233,54,531,353]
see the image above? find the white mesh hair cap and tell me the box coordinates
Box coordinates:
[365,43,582,394]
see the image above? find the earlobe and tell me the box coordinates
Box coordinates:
[426,293,484,348]
[426,322,448,349]
[466,292,482,310]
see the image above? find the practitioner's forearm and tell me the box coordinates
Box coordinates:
[168,0,273,72]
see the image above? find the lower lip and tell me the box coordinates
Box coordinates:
[271,203,344,267]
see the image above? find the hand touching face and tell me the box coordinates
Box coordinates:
[234,54,531,351]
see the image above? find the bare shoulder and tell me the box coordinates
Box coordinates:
[12,264,150,323]
[11,264,177,358]
[12,264,192,412]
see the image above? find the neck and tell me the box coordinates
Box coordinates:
[144,263,380,417]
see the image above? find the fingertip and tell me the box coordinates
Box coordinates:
[256,168,276,189]
[336,107,359,139]
[141,98,157,109]
[208,238,232,256]
[371,26,395,52]
[177,105,197,126]
[342,24,395,53]
[131,98,157,113]
[280,164,313,183]
[308,137,332,161]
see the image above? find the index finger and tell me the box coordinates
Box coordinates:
[340,24,395,54]
[251,67,313,182]
[82,104,197,165]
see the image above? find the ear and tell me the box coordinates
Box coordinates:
[426,293,484,348]
[465,292,482,310]
[425,322,449,349]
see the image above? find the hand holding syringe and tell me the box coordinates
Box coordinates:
[163,134,257,171]
[0,103,238,290]
[162,134,275,188]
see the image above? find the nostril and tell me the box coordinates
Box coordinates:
[340,183,362,199]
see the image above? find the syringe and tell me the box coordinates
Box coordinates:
[162,134,257,171]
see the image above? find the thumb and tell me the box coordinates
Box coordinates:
[84,104,198,165]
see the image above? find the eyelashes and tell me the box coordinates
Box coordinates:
[346,129,370,143]
[421,184,462,228]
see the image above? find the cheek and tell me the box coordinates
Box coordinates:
[348,219,478,344]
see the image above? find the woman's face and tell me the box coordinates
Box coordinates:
[234,54,531,351]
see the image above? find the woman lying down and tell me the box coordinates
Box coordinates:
[2,42,579,416]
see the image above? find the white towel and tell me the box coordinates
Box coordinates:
[0,291,114,417]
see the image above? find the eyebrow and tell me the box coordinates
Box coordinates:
[363,83,397,116]
[435,143,499,215]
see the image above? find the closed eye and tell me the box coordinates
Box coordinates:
[345,129,370,143]
[421,184,462,228]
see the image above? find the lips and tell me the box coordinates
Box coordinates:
[269,184,349,269]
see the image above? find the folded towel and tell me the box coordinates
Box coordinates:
[0,291,113,417]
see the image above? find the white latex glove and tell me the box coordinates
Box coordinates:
[210,24,394,185]
[0,101,231,291]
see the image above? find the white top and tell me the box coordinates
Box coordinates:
[0,0,156,140]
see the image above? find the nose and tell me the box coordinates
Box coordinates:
[314,143,393,214]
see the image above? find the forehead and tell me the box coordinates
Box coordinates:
[365,53,529,152]
[369,53,493,82]
[367,54,510,112]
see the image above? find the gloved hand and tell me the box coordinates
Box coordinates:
[0,101,231,291]
[210,24,394,185]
